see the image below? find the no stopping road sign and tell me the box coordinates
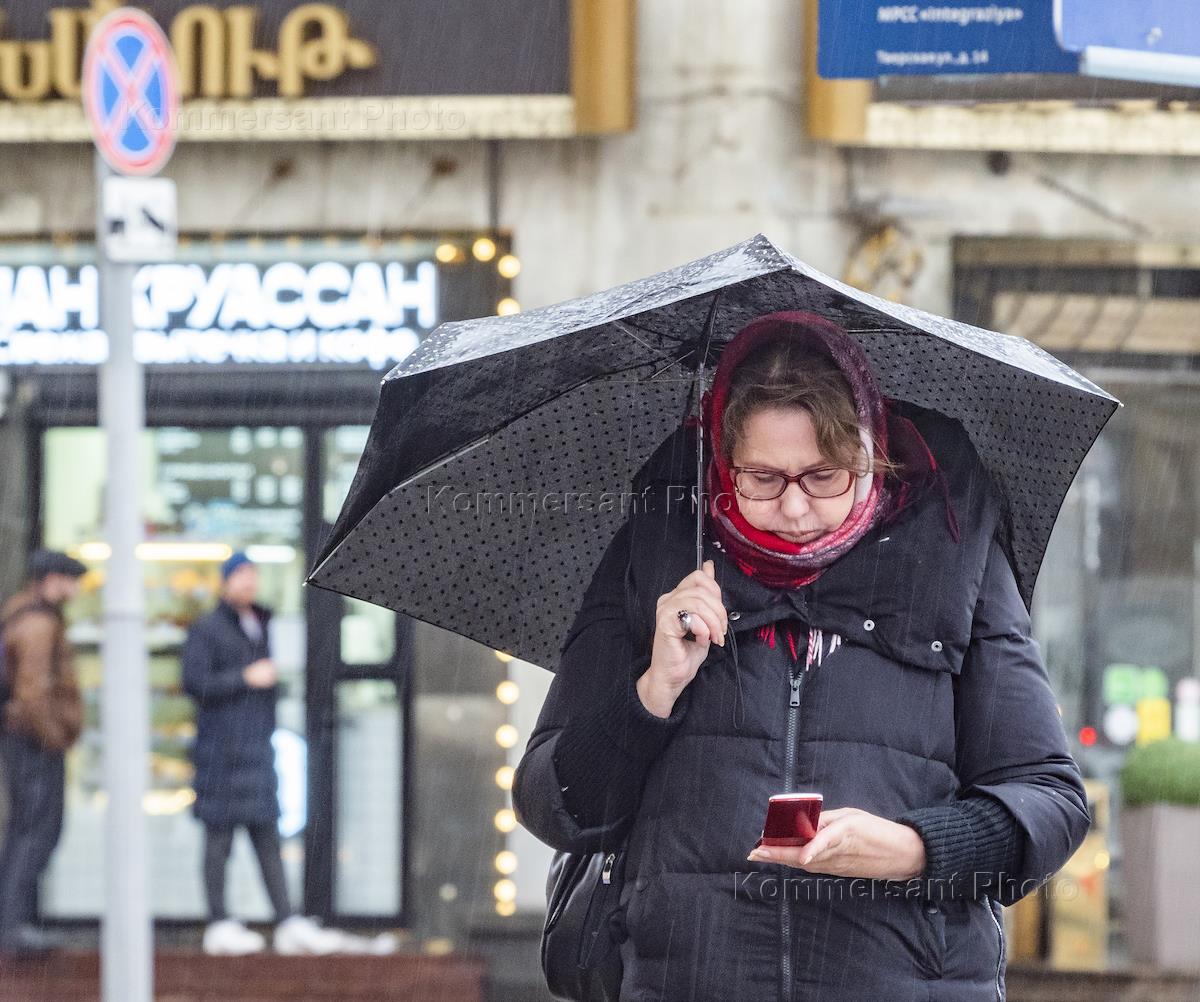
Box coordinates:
[83,7,180,177]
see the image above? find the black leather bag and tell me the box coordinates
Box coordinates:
[541,846,627,1001]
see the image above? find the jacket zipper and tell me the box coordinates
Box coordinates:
[986,896,1004,1001]
[780,662,808,1002]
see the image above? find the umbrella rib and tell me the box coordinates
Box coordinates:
[612,317,691,345]
[647,347,698,381]
[611,320,696,367]
[393,434,493,490]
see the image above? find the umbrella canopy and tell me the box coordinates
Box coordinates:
[307,233,1120,671]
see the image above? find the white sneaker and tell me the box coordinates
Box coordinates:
[202,919,266,956]
[273,915,344,956]
[368,931,399,955]
[328,930,373,954]
[330,930,399,955]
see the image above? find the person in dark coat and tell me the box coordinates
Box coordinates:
[512,311,1091,1002]
[0,550,86,956]
[183,551,339,956]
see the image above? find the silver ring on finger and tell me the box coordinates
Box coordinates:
[676,609,693,636]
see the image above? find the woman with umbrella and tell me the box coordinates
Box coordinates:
[512,310,1091,1001]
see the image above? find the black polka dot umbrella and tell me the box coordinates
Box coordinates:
[307,233,1121,671]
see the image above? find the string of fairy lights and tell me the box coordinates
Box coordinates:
[434,236,522,317]
[492,649,520,917]
[441,243,521,919]
[466,225,569,914]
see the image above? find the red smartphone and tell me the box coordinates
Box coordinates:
[753,792,822,849]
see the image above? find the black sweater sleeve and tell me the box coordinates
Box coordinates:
[511,517,693,853]
[894,793,1026,899]
[553,645,691,830]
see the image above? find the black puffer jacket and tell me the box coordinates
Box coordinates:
[513,403,1090,1002]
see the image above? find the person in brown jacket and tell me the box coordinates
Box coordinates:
[0,550,86,956]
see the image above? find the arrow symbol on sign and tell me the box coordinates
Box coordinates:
[141,207,167,233]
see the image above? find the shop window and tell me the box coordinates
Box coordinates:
[40,426,306,920]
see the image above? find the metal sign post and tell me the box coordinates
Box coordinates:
[82,10,178,1002]
[92,151,151,1002]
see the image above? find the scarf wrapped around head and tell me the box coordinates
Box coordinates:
[692,310,959,595]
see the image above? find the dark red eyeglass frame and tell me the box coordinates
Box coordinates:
[731,465,856,500]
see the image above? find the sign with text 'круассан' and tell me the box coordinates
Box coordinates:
[0,237,511,369]
[0,257,433,368]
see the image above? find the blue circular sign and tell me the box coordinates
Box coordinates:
[83,9,179,176]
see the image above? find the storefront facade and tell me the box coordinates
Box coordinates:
[2,0,1198,990]
[1,232,510,923]
[0,0,634,952]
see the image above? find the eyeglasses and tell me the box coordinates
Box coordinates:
[731,465,856,501]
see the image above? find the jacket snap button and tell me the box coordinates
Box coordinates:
[930,640,943,652]
[925,903,939,914]
[863,619,875,631]
[729,611,741,621]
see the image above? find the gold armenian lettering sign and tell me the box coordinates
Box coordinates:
[0,0,634,140]
[0,0,374,100]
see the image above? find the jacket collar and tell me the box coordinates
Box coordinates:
[216,600,271,626]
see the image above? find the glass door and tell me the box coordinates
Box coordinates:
[304,426,409,923]
[37,421,408,925]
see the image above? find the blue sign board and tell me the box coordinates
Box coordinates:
[1056,1,1200,59]
[818,1,1079,78]
[82,8,178,176]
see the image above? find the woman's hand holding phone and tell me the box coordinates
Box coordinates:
[637,559,727,719]
[746,807,927,882]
